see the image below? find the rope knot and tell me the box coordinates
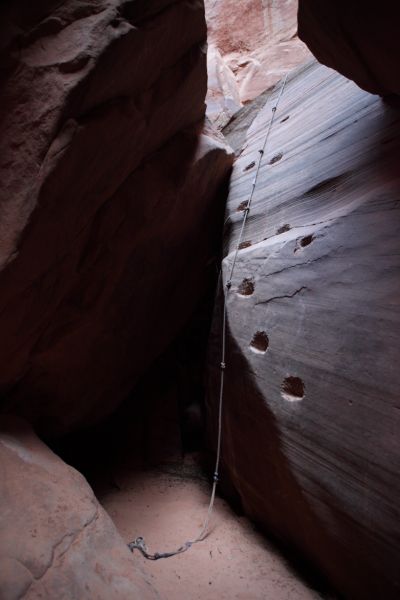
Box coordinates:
[220,362,226,370]
[226,280,232,290]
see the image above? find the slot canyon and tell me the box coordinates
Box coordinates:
[0,1,399,599]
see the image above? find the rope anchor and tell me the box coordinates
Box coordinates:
[128,537,193,561]
[127,73,288,561]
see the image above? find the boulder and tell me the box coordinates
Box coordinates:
[207,60,400,598]
[0,416,157,599]
[0,0,234,435]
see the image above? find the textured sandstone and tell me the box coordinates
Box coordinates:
[0,0,233,434]
[207,60,400,598]
[205,0,311,126]
[0,417,156,600]
[206,43,242,129]
[298,0,400,97]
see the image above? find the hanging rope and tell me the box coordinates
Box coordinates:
[128,73,288,561]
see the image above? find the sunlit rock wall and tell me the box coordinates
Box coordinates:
[205,0,311,127]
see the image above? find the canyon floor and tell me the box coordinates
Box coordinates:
[95,455,326,600]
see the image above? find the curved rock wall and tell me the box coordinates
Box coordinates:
[207,60,400,598]
[0,0,233,435]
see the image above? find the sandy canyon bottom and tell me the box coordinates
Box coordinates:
[95,455,326,600]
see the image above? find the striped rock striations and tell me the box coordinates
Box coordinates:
[207,60,400,598]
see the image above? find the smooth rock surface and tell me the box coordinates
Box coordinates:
[207,60,400,598]
[298,0,400,97]
[205,0,311,126]
[0,0,234,434]
[0,417,157,600]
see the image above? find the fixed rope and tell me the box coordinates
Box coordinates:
[128,73,288,561]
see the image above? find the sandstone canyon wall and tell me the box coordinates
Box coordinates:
[205,0,311,127]
[0,0,233,436]
[207,60,400,598]
[298,0,400,97]
[0,1,234,597]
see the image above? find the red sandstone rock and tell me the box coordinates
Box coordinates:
[298,0,400,96]
[206,43,242,129]
[0,0,234,434]
[205,0,311,125]
[0,416,157,599]
[207,61,400,598]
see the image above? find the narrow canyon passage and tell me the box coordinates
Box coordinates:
[52,351,329,600]
[1,1,399,598]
